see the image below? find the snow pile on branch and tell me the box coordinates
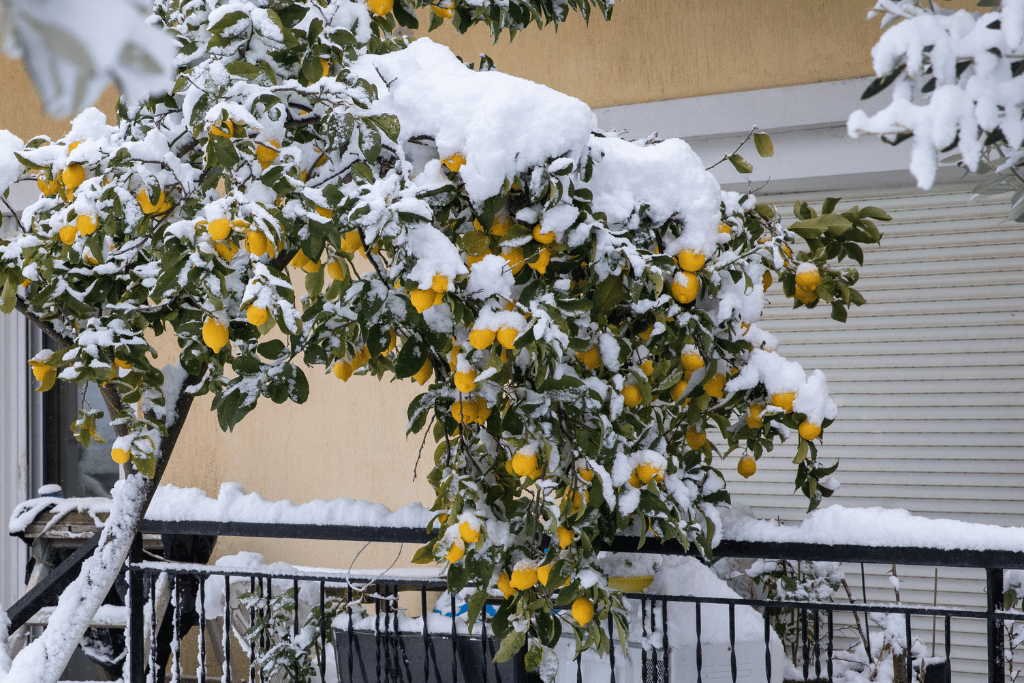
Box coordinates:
[849,0,1024,189]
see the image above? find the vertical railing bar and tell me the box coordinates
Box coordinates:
[905,612,913,683]
[249,575,256,683]
[481,595,488,683]
[695,600,703,683]
[265,576,273,683]
[641,597,648,683]
[650,596,660,682]
[223,574,231,683]
[421,588,430,683]
[198,575,207,683]
[293,578,300,683]
[862,563,873,665]
[662,599,669,683]
[318,581,326,683]
[764,605,772,683]
[347,585,354,683]
[813,608,821,681]
[384,587,393,683]
[149,571,158,683]
[128,536,145,683]
[172,573,181,683]
[944,615,951,683]
[450,592,458,683]
[375,592,382,683]
[607,613,616,683]
[487,618,504,683]
[729,603,737,683]
[988,568,1006,683]
[827,608,834,683]
[801,607,809,683]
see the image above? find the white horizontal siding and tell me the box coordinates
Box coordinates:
[722,184,1024,680]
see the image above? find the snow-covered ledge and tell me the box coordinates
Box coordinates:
[595,78,966,195]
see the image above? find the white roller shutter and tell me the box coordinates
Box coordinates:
[722,183,1024,679]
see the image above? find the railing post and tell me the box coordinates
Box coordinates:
[987,567,1005,683]
[127,532,145,683]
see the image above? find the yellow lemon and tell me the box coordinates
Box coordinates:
[497,572,515,598]
[704,374,726,399]
[111,448,131,465]
[686,428,707,450]
[537,565,556,586]
[413,359,433,385]
[629,471,641,488]
[29,362,51,383]
[368,0,394,14]
[671,272,699,305]
[762,271,772,292]
[638,325,653,342]
[557,526,574,549]
[410,288,436,313]
[670,379,688,402]
[453,370,477,393]
[76,214,97,235]
[677,249,706,272]
[636,463,661,485]
[503,247,525,275]
[621,384,643,407]
[532,225,555,245]
[352,346,371,369]
[578,467,595,482]
[577,347,601,371]
[446,541,465,563]
[459,521,480,544]
[640,359,654,376]
[62,163,85,190]
[256,140,280,169]
[528,247,551,274]
[208,218,231,240]
[737,456,757,479]
[214,241,238,260]
[245,231,268,256]
[794,287,817,304]
[431,3,454,19]
[491,215,511,237]
[571,598,594,626]
[327,261,345,280]
[795,266,821,291]
[58,224,78,245]
[799,420,821,441]
[718,222,732,235]
[431,274,449,293]
[510,565,538,591]
[681,352,704,372]
[746,404,764,429]
[771,392,795,412]
[496,326,518,350]
[450,401,465,423]
[246,306,269,326]
[209,120,234,138]
[319,57,330,79]
[433,290,445,306]
[341,230,362,253]
[37,175,59,196]
[441,152,465,172]
[469,328,496,349]
[202,317,229,352]
[511,451,538,477]
[137,189,171,215]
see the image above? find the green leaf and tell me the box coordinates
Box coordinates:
[411,542,435,564]
[858,205,892,221]
[493,631,525,664]
[0,280,15,314]
[793,438,808,464]
[593,275,623,315]
[225,61,261,79]
[132,452,156,478]
[821,197,840,215]
[465,590,487,635]
[753,133,774,158]
[524,643,544,670]
[728,154,753,174]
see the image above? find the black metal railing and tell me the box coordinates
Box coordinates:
[100,520,1024,682]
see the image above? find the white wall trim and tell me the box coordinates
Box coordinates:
[594,78,963,195]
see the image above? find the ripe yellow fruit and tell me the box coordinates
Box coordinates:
[208,218,231,240]
[638,325,653,341]
[209,119,234,138]
[114,358,131,371]
[640,359,654,376]
[433,290,445,306]
[202,317,230,352]
[497,572,515,598]
[771,392,795,413]
[496,326,518,350]
[737,456,757,479]
[454,370,477,393]
[532,225,555,244]
[528,247,551,274]
[510,565,538,591]
[111,448,131,465]
[446,540,465,563]
[319,58,330,79]
[58,224,77,245]
[571,597,594,626]
[410,288,436,313]
[629,471,641,488]
[686,428,707,450]
[490,215,511,237]
[327,261,345,280]
[341,230,362,253]
[671,272,699,305]
[368,0,394,14]
[450,400,469,424]
[431,274,449,293]
[29,362,51,382]
[621,384,643,407]
[579,467,595,482]
[137,189,172,215]
[704,374,726,399]
[636,463,662,485]
[441,152,465,172]
[245,231,268,256]
[511,451,538,477]
[469,328,496,350]
[75,214,97,235]
[62,163,85,190]
[795,266,821,291]
[459,521,480,544]
[557,525,574,549]
[762,271,772,292]
[537,564,553,586]
[431,3,454,18]
[677,249,706,272]
[799,420,821,441]
[214,241,238,260]
[37,175,59,196]
[746,404,764,429]
[246,306,269,326]
[413,359,433,385]
[669,379,687,402]
[718,222,732,235]
[681,352,704,372]
[794,287,817,304]
[256,140,280,169]
[352,346,371,369]
[315,206,333,220]
[577,347,601,371]
[503,247,525,275]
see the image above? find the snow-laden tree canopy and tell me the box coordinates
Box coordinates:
[849,0,1024,219]
[0,0,884,678]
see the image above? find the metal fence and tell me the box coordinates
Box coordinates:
[105,520,1024,683]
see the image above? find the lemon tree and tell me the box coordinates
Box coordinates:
[0,0,883,679]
